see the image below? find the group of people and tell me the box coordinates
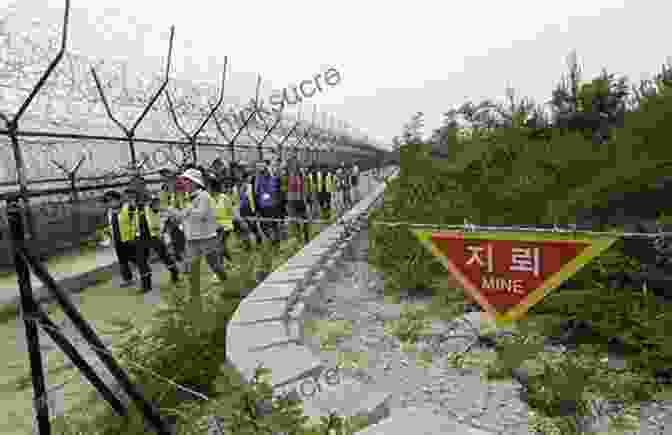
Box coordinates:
[100,157,364,292]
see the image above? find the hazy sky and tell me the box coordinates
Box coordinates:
[2,0,670,148]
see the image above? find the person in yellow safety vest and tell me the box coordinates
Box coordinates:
[102,190,137,288]
[316,165,328,219]
[138,196,180,284]
[120,188,154,291]
[325,167,337,219]
[210,180,235,283]
[286,159,310,243]
[237,170,263,249]
[333,168,345,217]
[301,166,315,219]
[230,174,253,252]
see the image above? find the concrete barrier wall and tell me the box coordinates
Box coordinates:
[225,167,398,429]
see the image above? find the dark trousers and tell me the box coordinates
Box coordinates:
[165,219,186,262]
[258,205,281,245]
[146,236,178,271]
[288,200,309,243]
[117,239,152,284]
[343,187,352,208]
[114,240,134,282]
[239,206,263,245]
[217,227,233,262]
[318,191,331,210]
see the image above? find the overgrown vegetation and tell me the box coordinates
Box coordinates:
[12,222,360,434]
[370,53,672,433]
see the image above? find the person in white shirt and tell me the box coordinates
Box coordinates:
[165,168,227,301]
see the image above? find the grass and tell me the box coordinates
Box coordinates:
[0,273,167,435]
[0,174,383,435]
[0,224,321,435]
[313,319,354,351]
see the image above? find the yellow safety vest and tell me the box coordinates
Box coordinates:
[159,190,172,209]
[211,193,234,231]
[304,173,313,193]
[117,204,137,242]
[142,206,162,238]
[161,191,188,209]
[316,172,324,192]
[326,173,336,193]
[231,185,240,209]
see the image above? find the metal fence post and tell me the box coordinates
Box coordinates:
[20,245,174,434]
[91,25,175,294]
[164,57,227,167]
[7,195,51,435]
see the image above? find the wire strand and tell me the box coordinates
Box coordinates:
[21,314,212,402]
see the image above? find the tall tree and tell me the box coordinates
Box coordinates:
[430,109,460,156]
[401,111,426,145]
[549,50,629,144]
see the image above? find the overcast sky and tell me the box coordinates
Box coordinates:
[2,0,670,148]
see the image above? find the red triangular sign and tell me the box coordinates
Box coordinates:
[413,230,618,322]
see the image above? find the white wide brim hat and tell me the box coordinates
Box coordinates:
[180,168,205,187]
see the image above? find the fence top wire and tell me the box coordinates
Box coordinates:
[0,6,391,190]
[368,220,672,239]
[164,56,227,146]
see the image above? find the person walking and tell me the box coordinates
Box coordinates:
[102,190,136,288]
[165,168,227,311]
[211,179,236,282]
[341,164,352,210]
[236,169,263,250]
[334,167,345,217]
[278,161,290,240]
[143,195,180,284]
[286,159,310,243]
[159,170,187,262]
[254,161,282,246]
[302,165,316,221]
[122,188,153,292]
[322,166,337,220]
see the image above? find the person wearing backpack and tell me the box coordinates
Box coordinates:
[143,195,180,284]
[159,171,186,262]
